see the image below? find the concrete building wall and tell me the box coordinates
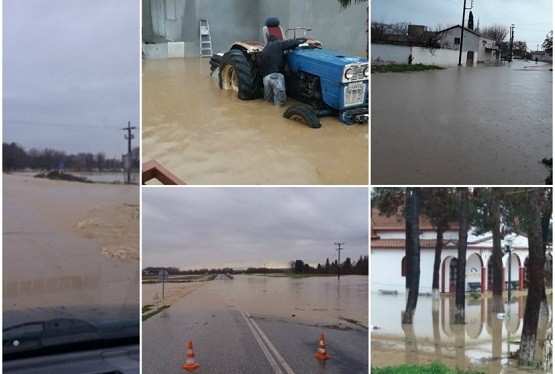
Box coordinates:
[143,0,368,58]
[283,0,367,57]
[143,0,260,56]
[412,46,465,66]
[371,44,411,64]
[371,44,470,66]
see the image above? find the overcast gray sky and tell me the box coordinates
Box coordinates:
[372,0,552,51]
[142,188,369,270]
[3,0,139,159]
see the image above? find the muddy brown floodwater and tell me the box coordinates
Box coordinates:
[371,292,552,373]
[372,60,552,185]
[145,274,368,329]
[3,174,139,326]
[142,58,368,185]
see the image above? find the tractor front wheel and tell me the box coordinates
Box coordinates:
[218,50,262,100]
[283,104,321,129]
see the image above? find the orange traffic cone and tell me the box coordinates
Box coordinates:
[182,340,200,371]
[314,333,331,360]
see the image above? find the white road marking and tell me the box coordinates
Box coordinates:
[241,310,283,374]
[245,311,296,374]
[240,310,296,374]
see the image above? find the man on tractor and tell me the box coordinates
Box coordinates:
[260,35,306,106]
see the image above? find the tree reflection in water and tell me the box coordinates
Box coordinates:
[372,292,552,371]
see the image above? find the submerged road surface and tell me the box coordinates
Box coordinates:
[143,275,368,373]
[371,61,552,185]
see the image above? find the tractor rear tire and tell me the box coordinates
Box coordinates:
[218,50,263,100]
[283,104,321,129]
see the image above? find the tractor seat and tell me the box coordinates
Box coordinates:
[262,17,286,43]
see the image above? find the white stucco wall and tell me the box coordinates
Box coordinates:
[371,44,411,64]
[412,47,466,66]
[371,44,474,66]
[371,246,530,294]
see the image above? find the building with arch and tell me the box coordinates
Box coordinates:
[371,209,552,294]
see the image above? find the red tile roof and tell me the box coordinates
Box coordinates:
[371,209,459,231]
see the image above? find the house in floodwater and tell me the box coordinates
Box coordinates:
[438,25,501,64]
[370,209,553,294]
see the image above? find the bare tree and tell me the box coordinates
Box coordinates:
[543,30,553,55]
[481,24,509,44]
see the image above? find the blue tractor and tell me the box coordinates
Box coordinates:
[210,21,368,128]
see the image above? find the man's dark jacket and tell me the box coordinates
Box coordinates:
[260,39,302,77]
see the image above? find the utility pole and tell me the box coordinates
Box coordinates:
[458,0,474,66]
[509,24,515,62]
[122,121,136,184]
[335,242,345,280]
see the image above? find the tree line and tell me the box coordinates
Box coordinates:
[142,266,288,276]
[289,255,368,275]
[372,187,552,367]
[142,255,369,277]
[3,142,139,172]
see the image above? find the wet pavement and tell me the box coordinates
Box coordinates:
[142,58,368,185]
[371,60,552,185]
[371,292,552,373]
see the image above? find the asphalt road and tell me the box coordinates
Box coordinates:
[143,287,368,373]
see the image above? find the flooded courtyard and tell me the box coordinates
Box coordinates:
[371,60,552,185]
[142,58,368,185]
[371,292,552,373]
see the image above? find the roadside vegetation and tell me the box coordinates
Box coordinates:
[372,64,445,73]
[142,305,170,321]
[372,362,484,374]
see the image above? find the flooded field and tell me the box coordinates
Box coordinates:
[142,58,368,185]
[12,171,139,184]
[145,274,368,328]
[3,173,139,326]
[371,60,552,185]
[371,292,552,372]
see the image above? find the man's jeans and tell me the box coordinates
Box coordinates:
[263,73,287,106]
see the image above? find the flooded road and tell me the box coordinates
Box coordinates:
[149,274,368,328]
[371,292,552,372]
[371,61,552,184]
[3,174,139,326]
[143,274,368,373]
[142,58,368,185]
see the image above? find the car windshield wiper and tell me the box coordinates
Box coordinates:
[3,318,137,360]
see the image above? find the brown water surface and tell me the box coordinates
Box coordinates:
[3,174,139,326]
[371,292,552,373]
[149,274,368,328]
[142,58,368,185]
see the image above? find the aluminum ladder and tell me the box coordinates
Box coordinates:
[199,19,213,58]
